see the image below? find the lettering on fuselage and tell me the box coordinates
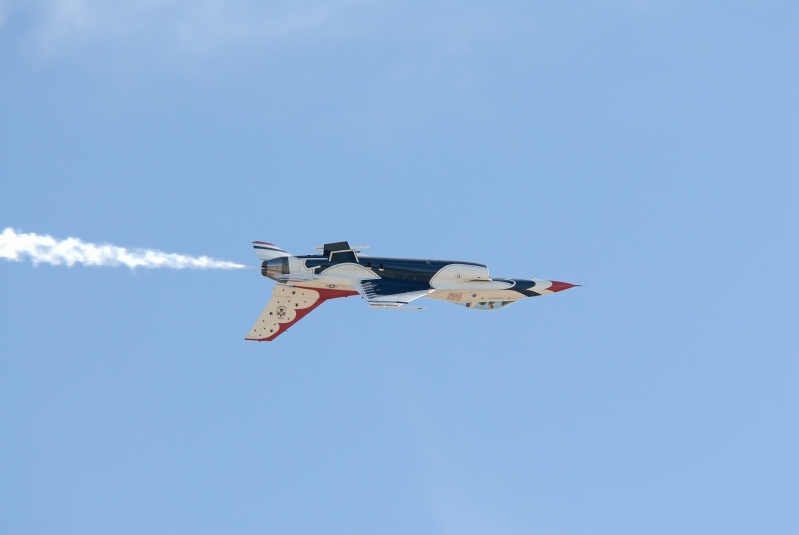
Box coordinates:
[447,292,463,301]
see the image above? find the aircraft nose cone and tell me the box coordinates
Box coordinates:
[548,280,578,293]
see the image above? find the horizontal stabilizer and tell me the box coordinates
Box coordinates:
[252,241,290,261]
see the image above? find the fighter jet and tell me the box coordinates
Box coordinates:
[246,241,577,341]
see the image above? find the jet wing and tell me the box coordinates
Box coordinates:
[356,279,433,308]
[245,284,357,341]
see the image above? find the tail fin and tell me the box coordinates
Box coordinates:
[252,241,291,261]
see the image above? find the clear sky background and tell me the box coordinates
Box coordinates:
[1,2,797,534]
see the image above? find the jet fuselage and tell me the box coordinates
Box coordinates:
[246,240,577,341]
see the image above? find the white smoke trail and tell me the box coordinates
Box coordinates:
[0,228,246,270]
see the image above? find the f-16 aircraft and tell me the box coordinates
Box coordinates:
[246,241,577,341]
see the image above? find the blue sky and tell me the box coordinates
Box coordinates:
[1,2,797,534]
